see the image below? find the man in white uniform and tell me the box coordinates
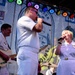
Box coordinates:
[16,6,43,75]
[0,23,11,75]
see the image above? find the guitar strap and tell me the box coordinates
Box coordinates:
[7,44,11,49]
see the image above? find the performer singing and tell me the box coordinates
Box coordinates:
[55,30,75,75]
[16,6,43,75]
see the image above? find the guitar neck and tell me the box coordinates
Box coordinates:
[0,49,12,56]
[9,54,17,59]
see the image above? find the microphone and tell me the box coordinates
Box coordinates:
[43,21,51,26]
[58,36,66,41]
[38,13,51,26]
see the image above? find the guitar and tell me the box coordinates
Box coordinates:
[0,49,17,67]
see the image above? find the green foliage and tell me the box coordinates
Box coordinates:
[39,46,59,70]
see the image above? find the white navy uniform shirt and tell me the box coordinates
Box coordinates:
[17,16,40,53]
[0,33,10,50]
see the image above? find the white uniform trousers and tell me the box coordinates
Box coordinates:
[17,47,38,75]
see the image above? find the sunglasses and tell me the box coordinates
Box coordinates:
[31,9,38,14]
